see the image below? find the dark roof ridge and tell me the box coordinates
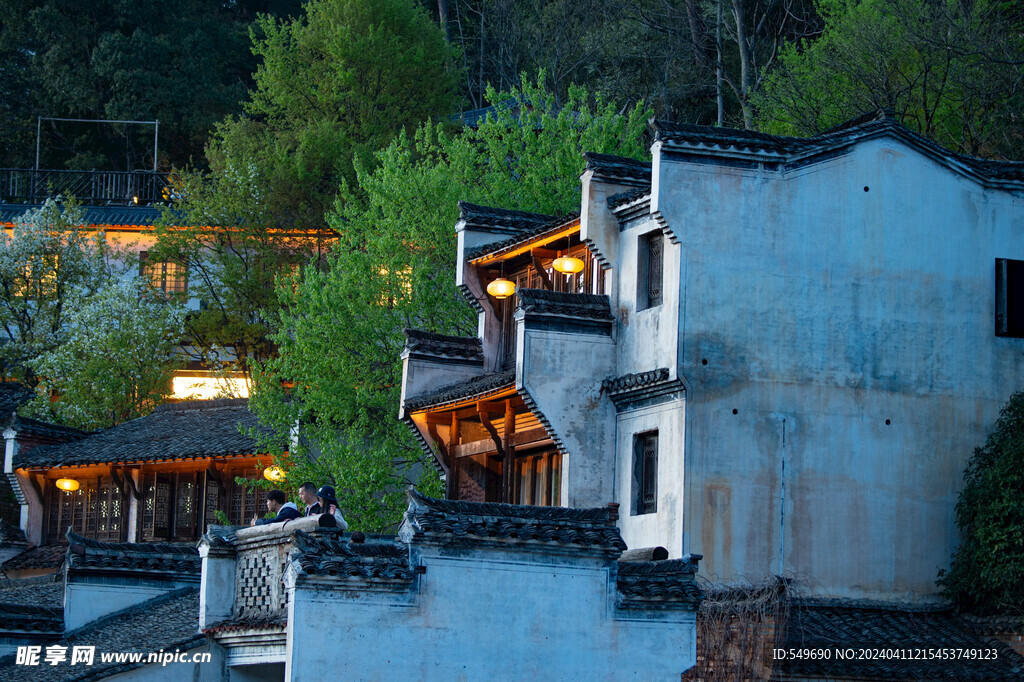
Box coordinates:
[403,329,483,360]
[812,108,896,137]
[464,212,580,261]
[516,289,614,322]
[406,488,616,524]
[457,201,556,226]
[154,397,249,413]
[403,370,516,412]
[791,595,953,612]
[67,529,200,556]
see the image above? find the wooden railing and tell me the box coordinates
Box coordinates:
[0,168,171,205]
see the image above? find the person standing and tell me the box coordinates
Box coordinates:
[315,485,348,531]
[298,482,321,516]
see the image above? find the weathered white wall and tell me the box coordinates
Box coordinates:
[518,326,617,507]
[651,137,1024,599]
[286,549,696,682]
[616,399,686,558]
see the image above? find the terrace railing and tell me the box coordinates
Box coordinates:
[0,169,171,206]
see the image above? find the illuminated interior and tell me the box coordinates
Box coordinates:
[171,371,249,400]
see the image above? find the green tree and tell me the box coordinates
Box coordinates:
[756,0,1024,157]
[0,199,115,386]
[207,0,461,231]
[250,79,650,531]
[24,278,186,431]
[939,392,1024,614]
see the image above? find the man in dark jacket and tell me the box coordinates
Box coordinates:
[298,482,321,516]
[251,490,302,526]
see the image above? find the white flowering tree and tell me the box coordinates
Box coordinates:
[0,199,114,386]
[25,278,186,431]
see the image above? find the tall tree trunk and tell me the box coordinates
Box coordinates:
[732,0,754,128]
[438,0,450,42]
[717,0,724,126]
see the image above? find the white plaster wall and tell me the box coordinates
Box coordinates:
[518,327,617,507]
[614,219,682,380]
[653,137,1024,599]
[286,552,695,682]
[616,400,686,558]
[400,356,481,419]
[64,580,194,631]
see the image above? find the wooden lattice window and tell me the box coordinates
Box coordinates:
[45,477,125,543]
[633,431,658,515]
[141,252,188,294]
[638,231,664,310]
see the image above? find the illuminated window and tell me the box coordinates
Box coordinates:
[378,266,412,307]
[46,476,123,543]
[141,252,187,294]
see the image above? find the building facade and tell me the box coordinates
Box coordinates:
[400,111,1024,602]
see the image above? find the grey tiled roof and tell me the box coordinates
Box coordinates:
[778,599,1024,680]
[464,212,580,261]
[15,398,274,468]
[403,329,483,361]
[607,187,650,210]
[583,152,652,182]
[403,370,516,412]
[291,531,414,583]
[0,204,164,228]
[457,201,556,231]
[617,557,703,607]
[0,576,64,636]
[7,414,88,442]
[401,489,627,553]
[516,289,614,321]
[0,588,203,681]
[1,544,67,571]
[603,369,671,395]
[66,531,200,576]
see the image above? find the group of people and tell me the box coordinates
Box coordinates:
[250,482,349,531]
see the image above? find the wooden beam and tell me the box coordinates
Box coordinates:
[476,400,505,414]
[427,422,449,460]
[477,403,504,458]
[531,247,557,259]
[511,427,550,447]
[503,399,515,503]
[531,256,552,290]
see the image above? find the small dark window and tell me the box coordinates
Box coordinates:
[140,251,188,294]
[996,258,1024,338]
[632,431,658,515]
[637,231,663,310]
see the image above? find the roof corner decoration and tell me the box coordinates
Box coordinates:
[402,329,484,366]
[514,289,614,336]
[583,152,653,187]
[399,488,627,556]
[602,368,685,410]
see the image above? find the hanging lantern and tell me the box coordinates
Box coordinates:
[486,277,516,299]
[263,465,286,482]
[552,255,585,274]
[55,478,80,492]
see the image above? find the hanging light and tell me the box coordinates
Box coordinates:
[487,277,516,300]
[263,465,286,482]
[55,478,80,492]
[552,255,585,274]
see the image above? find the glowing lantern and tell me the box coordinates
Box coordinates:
[486,277,516,299]
[55,478,80,492]
[263,466,286,482]
[552,255,585,274]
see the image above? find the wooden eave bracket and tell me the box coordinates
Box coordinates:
[477,402,505,458]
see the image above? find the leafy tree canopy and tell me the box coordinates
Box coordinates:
[756,0,1024,157]
[24,278,186,431]
[0,199,116,385]
[206,0,461,232]
[249,78,650,531]
[939,392,1024,615]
